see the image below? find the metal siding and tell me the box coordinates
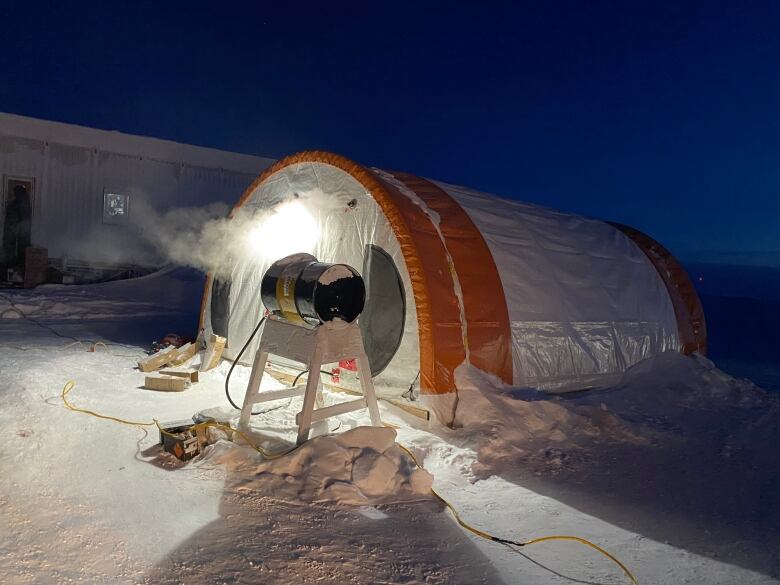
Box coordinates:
[45,143,96,255]
[0,129,267,262]
[178,165,224,207]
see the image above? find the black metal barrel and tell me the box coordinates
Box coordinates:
[261,253,365,327]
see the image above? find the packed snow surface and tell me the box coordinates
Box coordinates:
[1,267,779,584]
[208,426,433,506]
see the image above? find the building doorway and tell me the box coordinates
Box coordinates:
[2,177,34,282]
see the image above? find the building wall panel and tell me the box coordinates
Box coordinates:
[0,114,273,265]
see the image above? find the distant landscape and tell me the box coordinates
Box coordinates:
[686,261,780,390]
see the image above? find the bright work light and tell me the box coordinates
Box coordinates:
[247,200,319,259]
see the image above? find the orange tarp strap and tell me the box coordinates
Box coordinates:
[390,172,513,385]
[611,223,707,355]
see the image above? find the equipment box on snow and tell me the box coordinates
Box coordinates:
[159,420,207,461]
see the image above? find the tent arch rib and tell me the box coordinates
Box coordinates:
[610,222,707,355]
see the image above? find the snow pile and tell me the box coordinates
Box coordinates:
[210,426,434,506]
[453,364,643,476]
[452,352,779,478]
[585,351,780,464]
[610,351,769,413]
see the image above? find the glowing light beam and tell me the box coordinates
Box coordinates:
[247,200,319,260]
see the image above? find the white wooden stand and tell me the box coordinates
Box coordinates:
[239,318,381,445]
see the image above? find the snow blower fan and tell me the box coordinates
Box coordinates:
[260,253,366,328]
[225,252,381,444]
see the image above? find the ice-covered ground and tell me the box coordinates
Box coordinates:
[1,268,778,584]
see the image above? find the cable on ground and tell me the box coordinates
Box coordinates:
[60,380,638,584]
[61,380,295,459]
[395,443,639,585]
[1,296,142,356]
[224,316,266,414]
[292,369,335,386]
[1,339,140,357]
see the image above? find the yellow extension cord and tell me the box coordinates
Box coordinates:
[1,339,140,358]
[61,381,295,460]
[395,441,639,584]
[60,380,639,584]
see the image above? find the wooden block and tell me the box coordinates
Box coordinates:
[384,398,431,421]
[199,334,226,372]
[144,375,190,392]
[159,369,199,383]
[23,247,48,288]
[169,342,201,366]
[137,345,178,373]
[262,365,431,421]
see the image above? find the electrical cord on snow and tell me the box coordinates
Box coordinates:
[59,378,638,584]
[394,441,639,585]
[402,370,420,401]
[61,380,295,459]
[222,325,634,583]
[224,316,267,415]
[0,306,142,356]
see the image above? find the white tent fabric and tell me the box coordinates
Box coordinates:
[439,181,679,390]
[201,154,686,423]
[202,162,422,394]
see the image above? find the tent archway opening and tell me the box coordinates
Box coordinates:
[360,244,406,377]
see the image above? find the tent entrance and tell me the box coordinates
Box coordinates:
[360,245,406,377]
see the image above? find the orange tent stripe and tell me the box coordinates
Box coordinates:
[611,223,707,355]
[390,172,513,385]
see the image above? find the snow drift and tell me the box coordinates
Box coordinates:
[208,426,433,506]
[453,364,645,476]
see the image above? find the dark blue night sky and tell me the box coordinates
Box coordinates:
[2,1,779,263]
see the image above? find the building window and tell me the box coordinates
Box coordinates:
[103,191,130,224]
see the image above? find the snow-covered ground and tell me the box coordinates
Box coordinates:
[1,268,778,584]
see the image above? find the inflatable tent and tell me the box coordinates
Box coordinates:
[200,151,706,424]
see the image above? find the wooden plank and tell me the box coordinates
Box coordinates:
[158,369,199,383]
[199,334,226,372]
[296,351,323,445]
[295,398,367,425]
[382,398,431,421]
[356,354,381,426]
[23,247,48,288]
[239,350,269,429]
[169,342,201,366]
[264,365,431,421]
[144,375,190,392]
[251,385,306,404]
[137,345,178,373]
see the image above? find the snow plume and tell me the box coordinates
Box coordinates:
[126,188,343,276]
[51,199,254,272]
[58,187,345,273]
[127,200,249,277]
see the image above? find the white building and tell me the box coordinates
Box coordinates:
[0,112,274,277]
